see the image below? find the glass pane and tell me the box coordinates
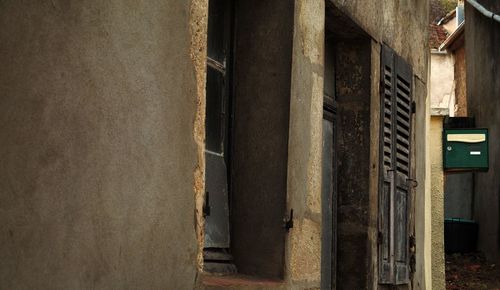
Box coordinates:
[205,66,224,153]
[207,0,226,63]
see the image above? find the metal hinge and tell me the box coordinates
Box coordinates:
[283,209,294,232]
[406,178,418,188]
[411,101,416,114]
[409,235,416,252]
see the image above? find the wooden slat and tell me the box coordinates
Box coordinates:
[396,114,410,129]
[396,126,410,138]
[396,96,410,112]
[396,77,410,93]
[396,135,410,147]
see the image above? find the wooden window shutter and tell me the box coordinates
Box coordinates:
[378,45,394,284]
[378,45,413,285]
[393,50,412,285]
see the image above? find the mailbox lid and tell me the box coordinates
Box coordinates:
[444,128,488,170]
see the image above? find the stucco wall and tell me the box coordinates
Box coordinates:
[430,52,455,115]
[0,1,205,288]
[429,116,446,290]
[465,0,500,263]
[413,66,433,290]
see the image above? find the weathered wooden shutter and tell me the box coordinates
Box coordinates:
[379,45,394,284]
[379,45,413,285]
[393,51,412,284]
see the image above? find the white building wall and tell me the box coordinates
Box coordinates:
[430,51,455,116]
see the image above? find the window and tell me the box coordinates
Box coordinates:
[203,0,294,279]
[203,0,232,270]
[378,44,414,285]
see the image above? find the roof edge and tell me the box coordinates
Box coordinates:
[439,21,465,51]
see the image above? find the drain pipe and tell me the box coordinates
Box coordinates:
[466,0,500,23]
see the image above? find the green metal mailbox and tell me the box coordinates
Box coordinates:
[443,128,488,171]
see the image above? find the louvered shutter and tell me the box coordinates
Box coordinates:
[379,45,413,285]
[393,52,412,284]
[379,45,394,284]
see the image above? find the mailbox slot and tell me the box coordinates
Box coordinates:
[443,128,488,171]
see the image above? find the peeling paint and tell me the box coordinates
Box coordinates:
[290,218,322,282]
[297,0,324,65]
[189,0,209,273]
[286,1,325,288]
[306,72,324,216]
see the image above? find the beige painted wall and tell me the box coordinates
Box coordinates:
[414,71,433,290]
[430,52,455,116]
[428,49,456,290]
[0,1,206,288]
[430,116,446,290]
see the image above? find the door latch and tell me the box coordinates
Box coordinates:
[283,209,294,232]
[406,178,418,188]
